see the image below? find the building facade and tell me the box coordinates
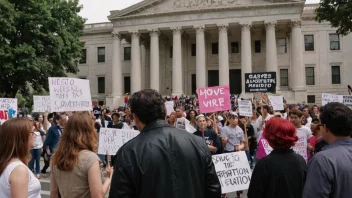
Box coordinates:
[77,0,352,108]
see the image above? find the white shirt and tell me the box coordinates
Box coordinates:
[0,161,41,198]
[32,131,43,149]
[256,114,273,139]
[296,126,313,142]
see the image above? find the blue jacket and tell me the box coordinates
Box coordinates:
[43,124,62,153]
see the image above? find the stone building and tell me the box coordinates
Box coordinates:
[76,1,352,107]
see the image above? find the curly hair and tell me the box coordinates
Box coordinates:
[263,118,298,149]
[51,112,97,171]
[129,89,166,125]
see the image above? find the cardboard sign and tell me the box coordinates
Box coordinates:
[238,100,252,117]
[212,152,252,193]
[48,77,92,112]
[245,72,276,93]
[343,95,352,109]
[165,101,174,116]
[321,93,343,106]
[98,128,140,155]
[33,96,51,112]
[0,98,18,123]
[197,85,231,113]
[292,131,308,162]
[268,95,284,111]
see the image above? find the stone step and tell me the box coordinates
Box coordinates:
[40,190,50,198]
[40,178,50,191]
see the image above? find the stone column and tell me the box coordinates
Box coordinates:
[265,21,279,91]
[171,27,183,96]
[290,20,306,102]
[131,32,141,94]
[240,22,252,95]
[218,24,229,86]
[195,25,206,88]
[149,29,160,91]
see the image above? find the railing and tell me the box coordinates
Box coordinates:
[84,23,113,29]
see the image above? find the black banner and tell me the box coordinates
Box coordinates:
[245,72,276,93]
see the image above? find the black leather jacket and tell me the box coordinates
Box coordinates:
[109,120,221,198]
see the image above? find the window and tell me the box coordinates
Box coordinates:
[305,67,315,85]
[170,46,173,58]
[254,40,261,53]
[97,47,105,63]
[80,49,87,64]
[278,38,287,53]
[280,69,288,86]
[124,47,131,60]
[231,42,239,53]
[191,44,196,56]
[331,66,341,84]
[212,43,218,54]
[78,77,87,79]
[98,77,105,94]
[98,101,104,106]
[307,95,316,103]
[304,35,314,51]
[329,34,340,50]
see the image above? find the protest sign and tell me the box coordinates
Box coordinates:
[261,139,273,155]
[268,95,284,111]
[0,98,18,123]
[292,131,308,162]
[321,93,343,106]
[48,77,92,112]
[33,96,51,112]
[98,128,140,155]
[212,151,252,193]
[238,100,252,117]
[343,95,352,109]
[165,101,174,116]
[245,72,276,93]
[197,85,231,113]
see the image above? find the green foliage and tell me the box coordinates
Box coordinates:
[316,0,352,36]
[0,0,85,98]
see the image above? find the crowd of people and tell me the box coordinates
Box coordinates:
[0,89,351,198]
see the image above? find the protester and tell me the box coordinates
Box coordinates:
[186,109,198,128]
[239,116,256,168]
[0,118,41,198]
[109,89,221,198]
[29,121,46,179]
[248,118,307,198]
[289,110,314,153]
[123,114,138,130]
[256,105,272,140]
[303,102,352,198]
[167,111,177,126]
[193,114,221,154]
[50,112,113,198]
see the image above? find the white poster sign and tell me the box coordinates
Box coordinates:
[261,139,273,155]
[343,95,352,109]
[238,100,252,117]
[33,96,51,112]
[212,152,252,193]
[165,101,174,116]
[268,95,284,111]
[98,128,140,155]
[0,98,18,123]
[48,77,92,112]
[322,93,343,106]
[292,131,308,162]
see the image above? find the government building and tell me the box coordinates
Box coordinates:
[75,0,352,108]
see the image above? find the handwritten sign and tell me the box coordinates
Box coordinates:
[343,95,352,109]
[238,100,252,117]
[33,96,51,112]
[165,101,174,116]
[322,93,343,106]
[268,95,284,111]
[212,152,252,193]
[48,77,92,112]
[261,139,273,155]
[98,128,140,155]
[197,85,231,113]
[292,131,308,162]
[245,72,276,93]
[0,98,17,123]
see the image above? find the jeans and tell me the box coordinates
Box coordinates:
[98,154,106,167]
[41,150,50,174]
[29,149,41,175]
[245,150,251,161]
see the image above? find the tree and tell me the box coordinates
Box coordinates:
[0,0,85,98]
[316,0,352,36]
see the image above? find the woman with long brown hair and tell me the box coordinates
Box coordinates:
[0,118,41,198]
[50,112,113,198]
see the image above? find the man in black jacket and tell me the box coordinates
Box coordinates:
[109,89,221,198]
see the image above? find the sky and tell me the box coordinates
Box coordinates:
[79,0,320,24]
